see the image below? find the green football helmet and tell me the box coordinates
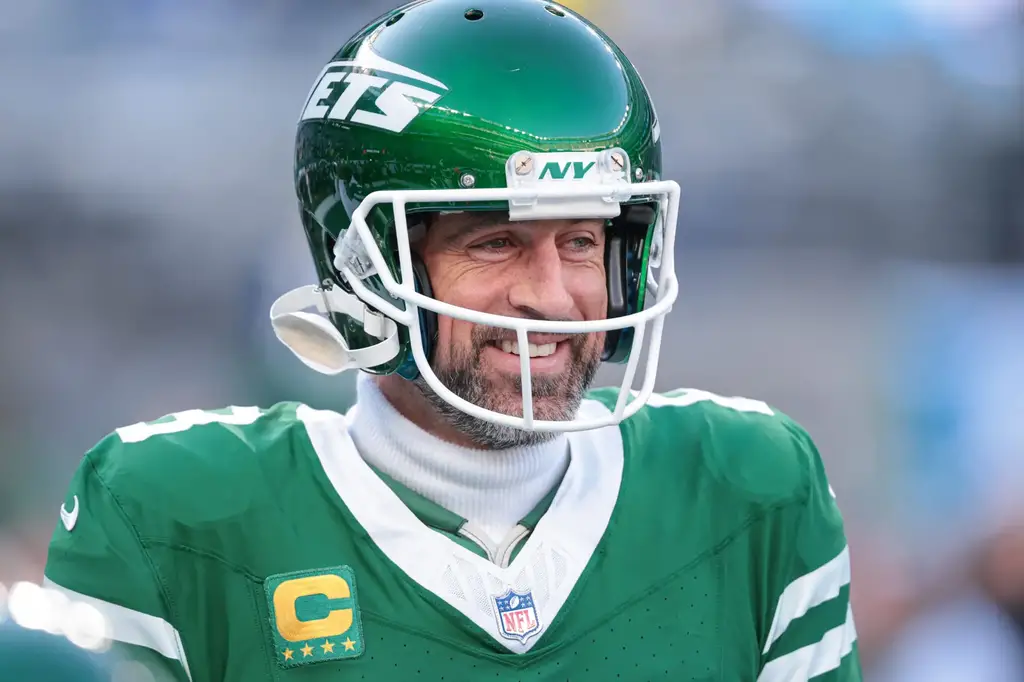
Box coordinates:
[271,0,680,432]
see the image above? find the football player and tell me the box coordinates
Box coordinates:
[44,1,862,680]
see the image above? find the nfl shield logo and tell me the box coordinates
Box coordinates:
[493,588,541,643]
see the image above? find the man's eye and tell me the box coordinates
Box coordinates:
[567,236,597,250]
[475,238,512,250]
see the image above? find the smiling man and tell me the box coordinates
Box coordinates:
[43,1,862,680]
[383,211,608,449]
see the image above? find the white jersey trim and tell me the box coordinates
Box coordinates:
[763,545,851,654]
[42,577,192,680]
[757,604,858,682]
[299,399,624,654]
[645,389,775,416]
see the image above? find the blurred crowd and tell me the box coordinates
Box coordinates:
[1,0,1021,679]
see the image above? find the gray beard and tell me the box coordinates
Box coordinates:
[413,330,601,450]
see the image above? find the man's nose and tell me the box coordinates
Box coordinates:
[507,239,576,320]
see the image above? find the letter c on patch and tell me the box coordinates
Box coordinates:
[273,575,353,641]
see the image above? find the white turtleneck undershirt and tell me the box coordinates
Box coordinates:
[345,374,570,544]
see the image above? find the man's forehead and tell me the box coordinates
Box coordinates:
[435,210,507,228]
[430,210,604,232]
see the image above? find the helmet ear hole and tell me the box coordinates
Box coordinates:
[321,229,342,284]
[301,209,345,289]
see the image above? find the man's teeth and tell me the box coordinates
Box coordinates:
[498,340,558,358]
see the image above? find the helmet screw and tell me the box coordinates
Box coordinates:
[609,151,625,172]
[459,172,476,188]
[634,167,644,181]
[513,152,534,176]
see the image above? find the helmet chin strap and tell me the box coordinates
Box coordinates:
[269,284,401,374]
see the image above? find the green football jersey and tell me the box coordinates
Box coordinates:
[44,388,861,681]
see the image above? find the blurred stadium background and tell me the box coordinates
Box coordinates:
[1,0,1021,679]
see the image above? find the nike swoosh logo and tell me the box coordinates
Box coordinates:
[60,495,79,532]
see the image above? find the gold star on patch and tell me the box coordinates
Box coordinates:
[282,648,294,661]
[321,640,335,654]
[343,637,356,652]
[301,643,314,657]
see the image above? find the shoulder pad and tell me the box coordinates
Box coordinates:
[593,387,817,504]
[85,402,311,529]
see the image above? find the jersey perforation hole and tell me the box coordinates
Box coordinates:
[464,8,484,20]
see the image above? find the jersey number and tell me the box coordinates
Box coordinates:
[115,407,263,444]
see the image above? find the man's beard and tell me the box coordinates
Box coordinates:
[413,327,602,450]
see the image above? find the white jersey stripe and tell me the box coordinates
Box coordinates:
[757,604,857,682]
[763,545,850,654]
[42,578,192,680]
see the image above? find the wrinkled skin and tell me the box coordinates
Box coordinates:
[378,212,608,449]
